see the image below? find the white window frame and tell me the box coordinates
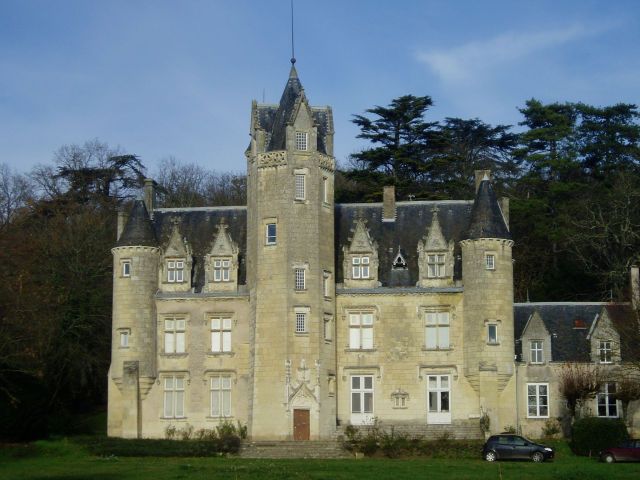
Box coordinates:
[265,223,277,245]
[163,376,185,418]
[210,375,231,418]
[294,174,306,200]
[164,317,186,354]
[213,258,231,282]
[294,268,306,291]
[295,312,307,333]
[599,340,613,363]
[351,256,370,279]
[427,374,451,424]
[487,323,498,345]
[425,311,450,350]
[597,382,618,418]
[530,340,543,364]
[485,254,496,270]
[427,254,446,278]
[210,317,232,353]
[527,383,549,418]
[295,131,308,151]
[322,176,329,203]
[323,271,331,297]
[167,259,185,283]
[349,312,374,350]
[350,375,374,425]
[121,260,131,277]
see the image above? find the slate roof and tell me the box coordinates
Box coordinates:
[335,201,473,286]
[466,179,511,240]
[603,304,640,361]
[514,303,605,362]
[254,65,332,154]
[117,200,157,247]
[152,207,247,292]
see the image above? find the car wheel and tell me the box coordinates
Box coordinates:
[532,452,544,463]
[602,453,615,464]
[485,451,497,462]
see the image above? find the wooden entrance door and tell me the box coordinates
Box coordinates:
[293,409,310,440]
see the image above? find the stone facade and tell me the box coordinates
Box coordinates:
[108,64,640,440]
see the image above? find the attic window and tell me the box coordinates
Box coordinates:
[295,132,308,151]
[392,250,407,270]
[573,319,587,329]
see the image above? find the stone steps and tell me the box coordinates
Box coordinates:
[239,440,351,459]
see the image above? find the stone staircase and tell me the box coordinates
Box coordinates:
[239,440,351,459]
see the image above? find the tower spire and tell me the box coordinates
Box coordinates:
[290,0,296,65]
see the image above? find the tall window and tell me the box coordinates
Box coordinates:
[164,318,186,354]
[352,256,370,279]
[351,376,373,416]
[295,131,308,151]
[266,223,277,245]
[323,271,331,297]
[213,258,231,282]
[210,376,231,417]
[427,375,451,418]
[485,254,496,270]
[324,315,332,342]
[211,317,231,353]
[322,177,328,203]
[349,312,374,349]
[599,340,612,363]
[527,383,549,417]
[163,376,185,418]
[427,254,446,278]
[295,312,307,333]
[119,330,130,348]
[530,340,543,364]
[425,311,450,349]
[487,324,498,344]
[167,259,185,283]
[294,268,306,290]
[597,382,618,417]
[122,260,131,277]
[295,174,306,200]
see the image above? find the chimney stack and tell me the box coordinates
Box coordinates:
[474,169,492,193]
[143,178,157,219]
[382,185,396,222]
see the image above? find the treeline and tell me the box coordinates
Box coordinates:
[0,141,245,439]
[339,96,640,303]
[0,95,638,439]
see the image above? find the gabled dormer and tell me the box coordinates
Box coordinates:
[519,310,552,364]
[417,206,455,287]
[588,307,622,365]
[343,217,379,289]
[204,219,239,293]
[160,221,192,293]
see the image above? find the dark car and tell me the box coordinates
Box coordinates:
[600,439,640,463]
[482,434,555,462]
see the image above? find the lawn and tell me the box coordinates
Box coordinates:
[1,438,638,480]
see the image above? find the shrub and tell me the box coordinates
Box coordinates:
[570,417,629,456]
[542,418,561,438]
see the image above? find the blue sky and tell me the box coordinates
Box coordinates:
[1,0,639,175]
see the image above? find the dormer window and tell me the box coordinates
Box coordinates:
[530,340,543,364]
[167,259,185,283]
[392,249,407,269]
[213,258,231,282]
[427,254,445,278]
[599,340,613,363]
[352,256,370,279]
[295,131,308,151]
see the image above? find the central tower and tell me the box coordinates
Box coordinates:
[245,63,336,440]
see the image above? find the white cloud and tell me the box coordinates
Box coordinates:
[416,23,611,83]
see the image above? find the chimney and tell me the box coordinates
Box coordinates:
[143,178,157,219]
[474,169,492,193]
[631,265,639,310]
[500,197,510,230]
[117,209,129,241]
[382,185,396,222]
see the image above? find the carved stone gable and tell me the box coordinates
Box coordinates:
[417,206,455,287]
[343,217,380,288]
[165,220,191,258]
[348,218,376,253]
[423,207,447,251]
[204,219,239,293]
[209,220,238,256]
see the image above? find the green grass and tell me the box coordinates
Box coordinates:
[1,438,639,480]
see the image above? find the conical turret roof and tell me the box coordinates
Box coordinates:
[267,64,305,151]
[117,200,157,247]
[465,179,511,240]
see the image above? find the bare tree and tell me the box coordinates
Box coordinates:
[0,163,31,226]
[558,363,602,420]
